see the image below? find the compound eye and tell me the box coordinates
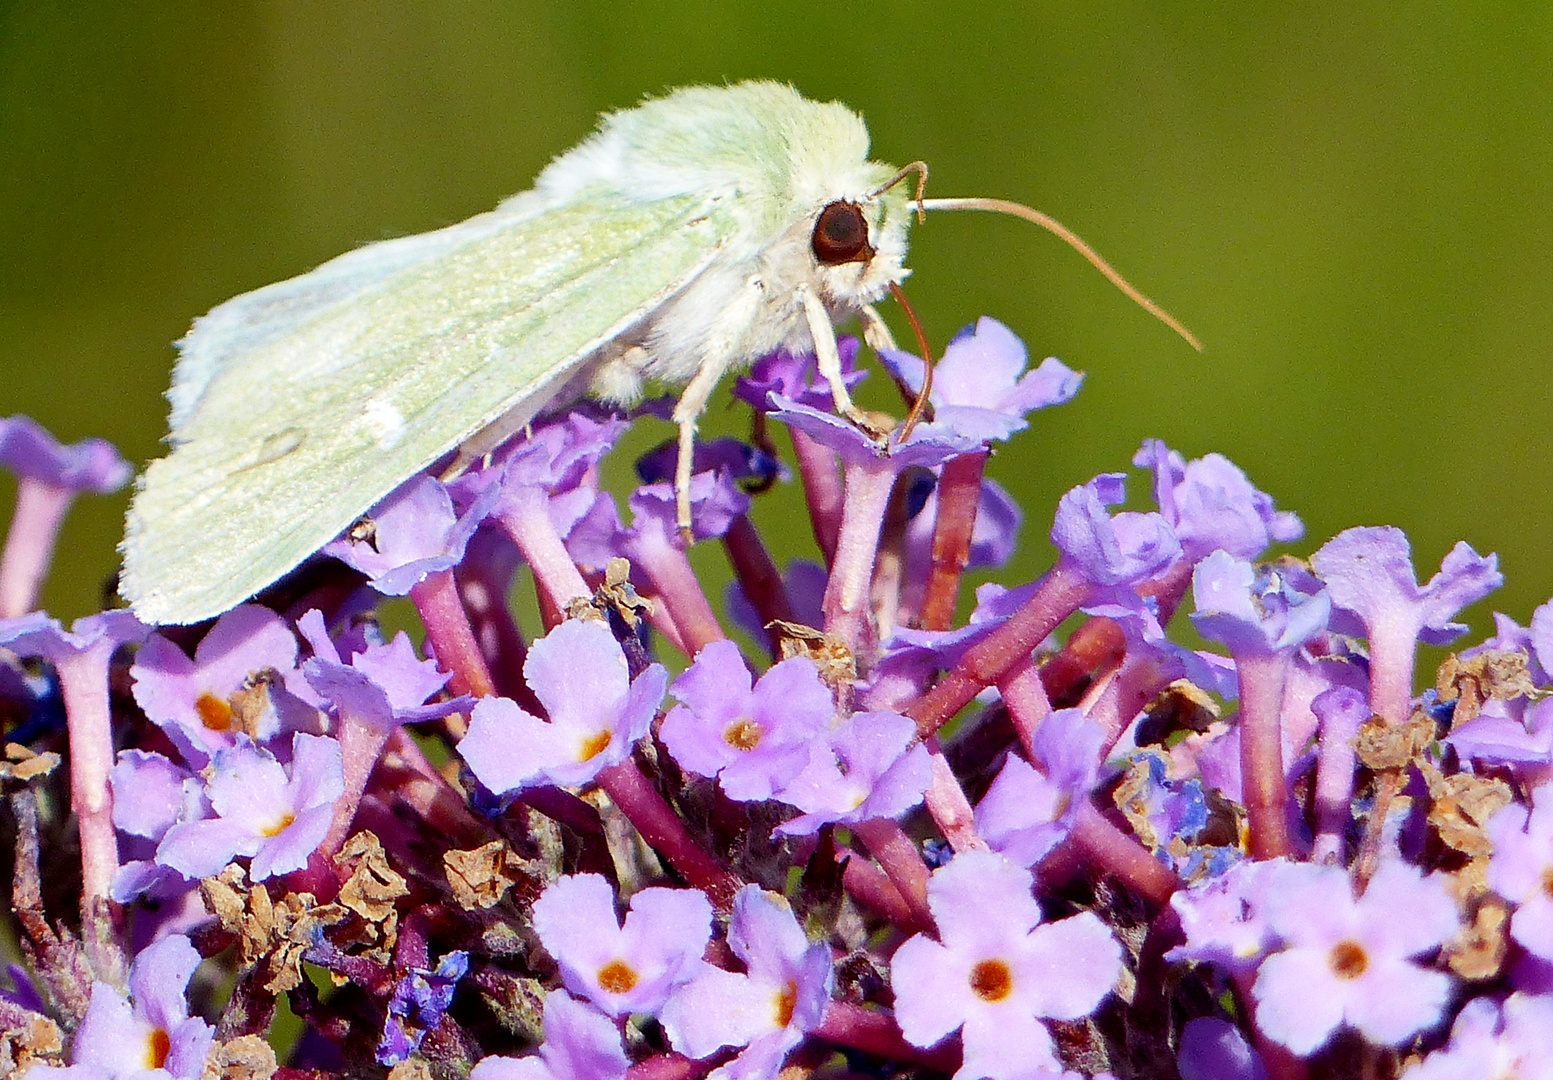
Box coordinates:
[812,201,874,265]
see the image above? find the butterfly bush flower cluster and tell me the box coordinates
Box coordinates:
[0,312,1546,1080]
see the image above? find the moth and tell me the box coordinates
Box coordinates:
[120,81,1193,625]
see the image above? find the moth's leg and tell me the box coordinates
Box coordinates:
[799,286,871,427]
[670,352,733,537]
[859,303,899,353]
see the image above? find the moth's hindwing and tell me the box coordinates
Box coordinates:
[122,191,735,624]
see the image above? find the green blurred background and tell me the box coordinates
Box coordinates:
[3,2,1551,637]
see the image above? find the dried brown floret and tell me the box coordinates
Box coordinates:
[444,838,532,910]
[1435,648,1537,725]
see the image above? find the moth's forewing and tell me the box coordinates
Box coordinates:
[123,192,735,624]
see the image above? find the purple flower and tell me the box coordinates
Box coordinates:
[772,710,933,837]
[660,640,835,802]
[1311,527,1501,649]
[459,618,667,794]
[323,472,496,596]
[880,317,1082,443]
[734,338,867,412]
[109,750,206,902]
[1165,858,1284,977]
[377,951,470,1066]
[0,415,132,493]
[26,935,213,1080]
[301,614,464,734]
[891,850,1123,1080]
[1050,474,1181,588]
[660,885,833,1080]
[531,873,712,1018]
[155,732,344,882]
[1177,1017,1266,1080]
[131,604,314,761]
[1400,993,1553,1080]
[626,466,751,545]
[1190,551,1331,656]
[766,393,984,470]
[1487,780,1553,960]
[1134,439,1301,563]
[469,991,629,1080]
[1250,859,1459,1054]
[976,709,1106,867]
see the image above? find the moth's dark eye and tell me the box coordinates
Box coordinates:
[812,201,874,265]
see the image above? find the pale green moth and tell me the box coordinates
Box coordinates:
[121,81,1193,625]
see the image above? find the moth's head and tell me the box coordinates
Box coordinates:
[804,166,917,307]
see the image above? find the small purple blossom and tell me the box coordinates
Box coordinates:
[660,885,833,1080]
[1134,439,1302,563]
[459,617,666,794]
[880,317,1083,443]
[1400,992,1553,1080]
[469,991,629,1080]
[1250,859,1460,1054]
[976,709,1106,867]
[1191,551,1331,656]
[891,851,1122,1080]
[660,640,834,802]
[734,338,867,412]
[531,873,712,1018]
[131,604,313,760]
[1166,857,1283,976]
[1177,1017,1266,1080]
[155,732,344,882]
[1050,474,1182,588]
[27,935,212,1080]
[0,415,132,493]
[302,616,464,733]
[772,709,933,837]
[1487,780,1553,960]
[323,472,497,596]
[378,950,470,1066]
[766,393,985,470]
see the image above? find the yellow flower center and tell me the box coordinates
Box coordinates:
[145,1027,171,1069]
[260,812,296,838]
[596,959,639,994]
[1328,940,1368,980]
[195,691,233,732]
[773,979,798,1027]
[723,717,764,752]
[969,959,1013,1001]
[578,731,612,761]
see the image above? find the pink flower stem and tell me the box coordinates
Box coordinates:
[454,536,534,705]
[596,758,742,911]
[0,479,72,618]
[626,1054,706,1080]
[1089,658,1171,753]
[54,641,124,978]
[496,488,590,611]
[411,569,495,701]
[906,561,1094,738]
[917,449,988,632]
[840,848,919,930]
[822,461,898,655]
[1061,804,1181,908]
[996,653,1053,756]
[850,817,934,931]
[1368,621,1419,727]
[922,740,985,853]
[814,1000,960,1072]
[788,428,843,566]
[1311,703,1364,865]
[625,529,726,656]
[319,713,393,859]
[1235,651,1295,860]
[721,513,796,652]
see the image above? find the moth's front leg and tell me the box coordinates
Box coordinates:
[670,352,733,539]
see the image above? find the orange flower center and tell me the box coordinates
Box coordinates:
[195,691,233,732]
[1328,940,1368,979]
[596,959,639,994]
[578,731,612,761]
[146,1027,171,1069]
[261,812,297,838]
[773,979,798,1027]
[723,718,764,752]
[969,959,1013,1001]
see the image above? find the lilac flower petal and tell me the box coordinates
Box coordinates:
[110,750,194,840]
[1134,439,1302,562]
[127,934,200,1031]
[767,394,983,470]
[661,963,771,1058]
[0,415,132,492]
[470,991,629,1080]
[958,1010,1061,1080]
[1178,1017,1266,1080]
[1250,948,1349,1054]
[928,850,1043,947]
[1050,474,1181,587]
[1018,911,1123,1020]
[526,619,629,727]
[459,696,572,795]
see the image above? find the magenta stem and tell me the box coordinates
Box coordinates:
[850,817,934,931]
[496,487,590,610]
[917,450,988,632]
[319,713,393,859]
[411,569,495,700]
[1089,658,1171,752]
[596,758,741,911]
[0,479,72,618]
[906,560,1094,738]
[996,653,1053,756]
[454,536,533,705]
[626,1054,705,1080]
[1235,651,1295,860]
[922,740,985,853]
[840,849,919,930]
[1065,803,1180,907]
[1312,705,1363,865]
[822,461,898,655]
[789,428,843,566]
[721,514,795,653]
[626,528,726,656]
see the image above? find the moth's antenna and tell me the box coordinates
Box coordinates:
[888,281,935,442]
[869,161,930,222]
[920,197,1203,352]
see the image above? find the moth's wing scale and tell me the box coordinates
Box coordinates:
[122,191,736,624]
